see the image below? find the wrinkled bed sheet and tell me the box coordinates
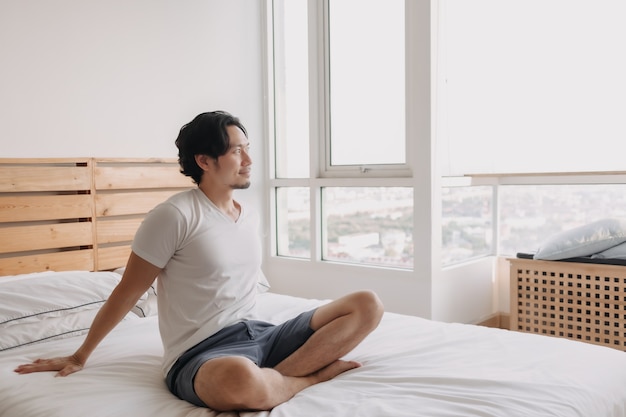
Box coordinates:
[2,293,626,417]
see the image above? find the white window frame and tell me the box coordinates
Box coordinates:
[315,0,413,179]
[266,0,419,268]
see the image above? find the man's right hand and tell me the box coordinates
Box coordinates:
[14,354,84,377]
[13,253,161,379]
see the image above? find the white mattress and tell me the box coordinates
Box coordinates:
[1,292,626,417]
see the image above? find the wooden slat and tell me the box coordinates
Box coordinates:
[509,259,519,334]
[95,158,177,164]
[0,250,94,276]
[97,245,131,271]
[96,218,143,244]
[0,194,92,223]
[0,166,91,192]
[0,222,93,254]
[95,190,179,217]
[94,166,193,190]
[0,158,91,164]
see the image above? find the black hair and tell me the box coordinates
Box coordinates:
[175,111,248,184]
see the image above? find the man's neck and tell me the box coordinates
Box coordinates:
[198,184,240,221]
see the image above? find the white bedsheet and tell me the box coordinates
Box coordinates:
[1,292,626,417]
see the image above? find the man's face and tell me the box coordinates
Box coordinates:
[213,125,252,190]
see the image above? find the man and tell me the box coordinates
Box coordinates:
[14,111,384,411]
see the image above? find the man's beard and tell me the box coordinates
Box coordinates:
[231,181,251,190]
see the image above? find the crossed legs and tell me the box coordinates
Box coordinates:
[193,290,384,411]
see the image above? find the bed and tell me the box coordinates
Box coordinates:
[2,158,626,417]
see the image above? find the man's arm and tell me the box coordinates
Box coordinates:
[14,252,161,376]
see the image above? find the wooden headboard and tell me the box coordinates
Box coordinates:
[0,158,194,276]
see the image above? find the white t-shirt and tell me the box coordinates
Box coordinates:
[131,188,265,375]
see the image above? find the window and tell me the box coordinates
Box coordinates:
[270,0,412,270]
[276,187,310,258]
[437,0,626,264]
[438,0,626,176]
[327,0,405,169]
[272,0,310,179]
[499,184,626,256]
[441,185,493,266]
[270,1,624,271]
[323,187,413,267]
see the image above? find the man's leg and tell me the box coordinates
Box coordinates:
[274,290,383,377]
[193,356,358,411]
[193,290,383,411]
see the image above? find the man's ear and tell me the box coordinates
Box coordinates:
[194,154,214,171]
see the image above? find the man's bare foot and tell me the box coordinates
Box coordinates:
[311,360,361,384]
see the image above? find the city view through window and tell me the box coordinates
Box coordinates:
[279,184,626,269]
[277,187,414,268]
[498,184,626,256]
[444,183,626,266]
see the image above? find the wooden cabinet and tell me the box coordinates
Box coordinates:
[509,258,626,351]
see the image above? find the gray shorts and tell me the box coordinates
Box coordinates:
[165,309,316,407]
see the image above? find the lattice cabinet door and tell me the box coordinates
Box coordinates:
[509,258,626,351]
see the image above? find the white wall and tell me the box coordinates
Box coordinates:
[0,0,263,161]
[435,258,498,323]
[263,259,432,318]
[0,0,265,217]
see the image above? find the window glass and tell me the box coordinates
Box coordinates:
[328,0,405,167]
[273,0,310,178]
[439,0,626,175]
[323,187,413,268]
[441,186,493,266]
[498,184,626,256]
[276,187,311,258]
